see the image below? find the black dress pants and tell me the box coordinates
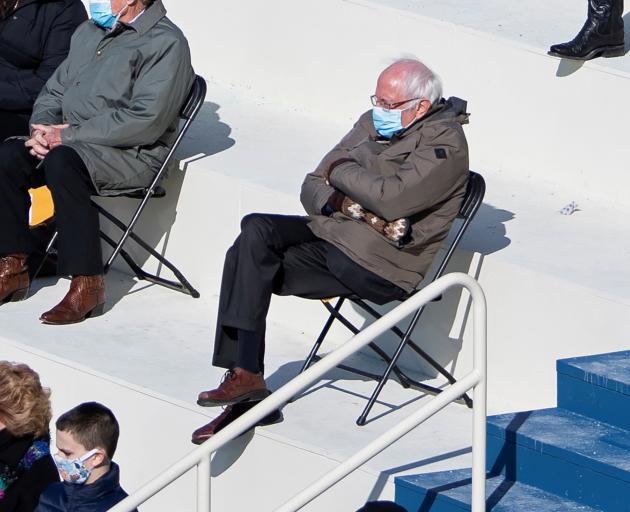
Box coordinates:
[0,139,103,276]
[0,111,30,141]
[212,213,407,372]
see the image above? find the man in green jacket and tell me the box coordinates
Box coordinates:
[192,58,470,442]
[0,0,194,324]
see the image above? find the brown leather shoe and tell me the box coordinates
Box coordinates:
[191,400,284,445]
[40,275,105,325]
[0,254,29,304]
[197,368,270,407]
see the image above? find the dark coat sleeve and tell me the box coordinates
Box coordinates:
[0,2,87,111]
[300,119,368,216]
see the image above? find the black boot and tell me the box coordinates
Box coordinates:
[548,0,625,60]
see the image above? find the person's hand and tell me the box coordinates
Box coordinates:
[31,123,69,150]
[25,131,49,160]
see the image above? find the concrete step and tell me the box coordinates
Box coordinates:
[395,468,601,511]
[166,0,630,207]
[486,408,630,511]
[557,350,630,430]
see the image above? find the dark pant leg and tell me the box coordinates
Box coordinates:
[0,139,40,255]
[43,146,103,276]
[212,214,353,370]
[212,213,407,371]
[0,111,31,141]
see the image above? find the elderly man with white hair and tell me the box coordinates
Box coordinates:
[192,58,471,442]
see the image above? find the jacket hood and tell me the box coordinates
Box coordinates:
[427,96,469,124]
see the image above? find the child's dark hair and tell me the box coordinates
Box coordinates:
[56,402,120,459]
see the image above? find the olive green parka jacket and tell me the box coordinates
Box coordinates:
[301,98,470,293]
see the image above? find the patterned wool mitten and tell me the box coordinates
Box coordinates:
[339,196,410,244]
[341,196,366,220]
[365,213,410,243]
[384,218,411,243]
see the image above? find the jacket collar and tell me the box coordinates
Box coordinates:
[363,96,469,143]
[120,0,166,35]
[62,462,122,502]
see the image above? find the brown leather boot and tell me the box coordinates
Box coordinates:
[0,254,29,304]
[40,275,105,325]
[197,368,270,407]
[191,400,283,445]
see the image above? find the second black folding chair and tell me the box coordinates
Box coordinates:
[35,75,208,298]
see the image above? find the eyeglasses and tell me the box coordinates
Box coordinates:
[370,95,422,110]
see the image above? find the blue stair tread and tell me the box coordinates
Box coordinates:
[396,469,601,511]
[487,408,630,483]
[557,350,630,396]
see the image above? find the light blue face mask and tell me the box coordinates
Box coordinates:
[372,107,405,139]
[53,449,99,485]
[89,1,124,29]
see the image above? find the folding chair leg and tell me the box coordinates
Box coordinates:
[30,231,59,283]
[96,203,200,298]
[299,298,345,374]
[355,303,472,425]
[353,298,469,393]
[356,307,427,425]
[322,300,414,388]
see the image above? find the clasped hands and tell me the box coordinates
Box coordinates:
[25,123,69,160]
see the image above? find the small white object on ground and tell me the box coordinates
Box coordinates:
[560,201,578,215]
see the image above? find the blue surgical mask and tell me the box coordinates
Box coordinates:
[89,1,125,29]
[53,449,99,485]
[372,107,404,139]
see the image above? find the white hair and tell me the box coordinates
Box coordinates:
[393,58,443,104]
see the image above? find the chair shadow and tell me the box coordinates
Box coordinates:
[413,412,532,511]
[96,101,235,309]
[266,203,514,424]
[365,446,473,503]
[266,359,436,420]
[555,13,630,77]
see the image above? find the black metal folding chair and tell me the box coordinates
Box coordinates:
[35,75,208,298]
[299,170,486,425]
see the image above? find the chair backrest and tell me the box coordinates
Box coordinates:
[119,75,207,198]
[458,171,486,221]
[431,170,485,282]
[180,75,208,121]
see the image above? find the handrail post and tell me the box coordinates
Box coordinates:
[471,281,487,512]
[197,455,211,512]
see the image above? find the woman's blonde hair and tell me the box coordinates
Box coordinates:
[0,362,52,438]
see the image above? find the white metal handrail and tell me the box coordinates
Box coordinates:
[110,272,487,512]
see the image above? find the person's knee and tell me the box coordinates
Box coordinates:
[239,213,274,245]
[43,145,80,186]
[0,139,29,179]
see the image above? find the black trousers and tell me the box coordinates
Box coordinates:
[0,139,103,276]
[0,110,31,141]
[212,214,406,372]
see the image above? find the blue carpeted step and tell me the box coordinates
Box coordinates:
[395,469,601,511]
[486,408,630,511]
[557,350,630,430]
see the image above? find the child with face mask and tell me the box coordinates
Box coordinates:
[34,403,136,512]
